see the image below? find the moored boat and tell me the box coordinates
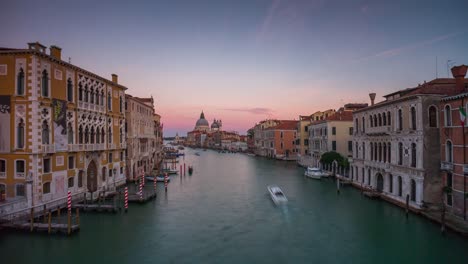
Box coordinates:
[145,176,170,182]
[267,185,288,205]
[304,167,327,179]
[162,169,178,175]
[188,166,193,175]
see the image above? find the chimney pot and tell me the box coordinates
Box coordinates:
[49,45,62,60]
[451,65,468,92]
[369,93,376,106]
[112,74,118,84]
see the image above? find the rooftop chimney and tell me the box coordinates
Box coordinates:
[369,93,376,106]
[451,65,468,92]
[49,45,62,60]
[27,42,46,53]
[112,74,118,84]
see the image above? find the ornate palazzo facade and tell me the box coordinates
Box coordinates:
[0,42,126,214]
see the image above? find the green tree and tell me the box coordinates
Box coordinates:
[247,128,254,139]
[320,151,349,168]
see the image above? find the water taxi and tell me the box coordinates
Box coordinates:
[267,185,288,205]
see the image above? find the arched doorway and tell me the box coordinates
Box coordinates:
[410,179,416,202]
[376,173,384,192]
[86,160,98,193]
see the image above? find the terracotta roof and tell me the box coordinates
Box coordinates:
[268,120,298,130]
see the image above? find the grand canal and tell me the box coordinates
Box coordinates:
[1,148,468,263]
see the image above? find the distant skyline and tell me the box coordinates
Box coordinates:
[2,0,468,136]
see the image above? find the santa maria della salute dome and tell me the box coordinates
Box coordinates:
[194,111,222,132]
[194,111,210,132]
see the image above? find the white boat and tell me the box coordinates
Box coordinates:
[267,185,288,205]
[304,167,327,179]
[145,176,170,182]
[162,169,178,175]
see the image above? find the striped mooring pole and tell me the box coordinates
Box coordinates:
[164,173,168,192]
[124,187,128,212]
[180,165,182,175]
[139,178,143,200]
[141,173,145,187]
[67,191,72,212]
[184,163,186,176]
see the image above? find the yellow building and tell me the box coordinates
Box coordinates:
[0,42,127,212]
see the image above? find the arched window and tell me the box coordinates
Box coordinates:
[398,109,403,131]
[100,91,104,106]
[387,142,391,163]
[378,113,382,127]
[428,106,437,127]
[378,143,382,162]
[17,68,24,95]
[362,117,365,132]
[101,127,105,143]
[41,70,49,97]
[119,128,123,143]
[389,174,393,193]
[96,128,101,144]
[362,142,366,159]
[383,143,387,163]
[373,115,377,127]
[17,118,25,149]
[84,127,89,144]
[355,118,359,133]
[84,85,89,103]
[108,127,112,144]
[387,111,391,126]
[382,112,387,126]
[90,88,94,104]
[446,140,453,163]
[67,123,74,144]
[367,169,371,185]
[445,105,452,127]
[410,179,416,202]
[374,143,378,161]
[107,92,112,111]
[67,78,73,102]
[90,127,95,144]
[78,125,83,144]
[370,142,374,161]
[355,142,358,158]
[42,121,49,144]
[370,116,373,127]
[398,142,403,165]
[411,143,417,167]
[397,176,402,196]
[79,83,83,101]
[410,107,416,130]
[119,96,123,113]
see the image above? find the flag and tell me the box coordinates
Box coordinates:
[459,106,466,126]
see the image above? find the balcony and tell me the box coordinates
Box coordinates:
[441,161,453,171]
[42,144,55,153]
[109,143,116,150]
[364,160,391,171]
[366,126,391,136]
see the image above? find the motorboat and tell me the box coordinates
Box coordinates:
[304,167,327,179]
[145,176,170,182]
[162,169,178,175]
[267,185,288,205]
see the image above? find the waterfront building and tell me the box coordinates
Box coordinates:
[263,120,298,159]
[308,104,367,167]
[295,115,312,162]
[253,119,280,156]
[351,77,467,210]
[0,42,126,213]
[439,65,468,220]
[125,95,162,181]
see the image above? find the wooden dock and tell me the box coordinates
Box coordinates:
[74,203,119,213]
[1,221,80,234]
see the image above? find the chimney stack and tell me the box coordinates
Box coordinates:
[112,74,118,84]
[27,42,46,53]
[369,93,376,106]
[49,45,62,60]
[451,65,468,92]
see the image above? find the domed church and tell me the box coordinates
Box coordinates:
[194,111,210,132]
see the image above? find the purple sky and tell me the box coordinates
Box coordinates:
[2,0,468,136]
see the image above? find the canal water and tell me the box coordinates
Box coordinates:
[1,148,468,264]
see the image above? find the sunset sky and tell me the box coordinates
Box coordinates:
[2,0,468,136]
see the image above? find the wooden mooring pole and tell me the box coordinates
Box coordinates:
[405,194,409,218]
[43,204,47,223]
[48,210,52,235]
[30,208,34,232]
[76,208,80,226]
